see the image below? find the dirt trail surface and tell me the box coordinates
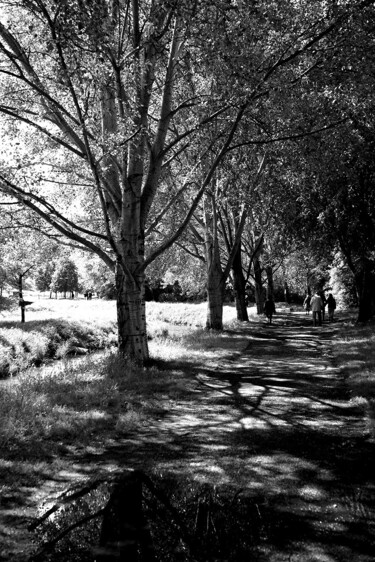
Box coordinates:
[2,311,375,561]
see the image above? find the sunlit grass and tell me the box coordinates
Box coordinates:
[0,296,252,377]
[0,350,192,456]
[0,297,257,457]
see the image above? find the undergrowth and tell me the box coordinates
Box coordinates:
[333,319,375,438]
[0,350,190,457]
[0,319,118,378]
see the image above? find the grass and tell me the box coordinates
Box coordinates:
[0,296,256,377]
[332,316,375,438]
[0,351,183,456]
[0,296,252,458]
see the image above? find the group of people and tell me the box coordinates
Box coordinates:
[303,291,336,326]
[262,290,337,327]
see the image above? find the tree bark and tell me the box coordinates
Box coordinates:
[355,262,375,322]
[205,191,225,330]
[206,268,225,330]
[266,265,274,300]
[115,261,149,362]
[253,255,264,314]
[232,246,249,321]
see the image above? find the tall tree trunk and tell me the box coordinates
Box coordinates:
[232,246,248,321]
[355,262,375,322]
[266,265,274,300]
[116,261,149,362]
[206,258,225,330]
[253,255,264,314]
[205,191,225,330]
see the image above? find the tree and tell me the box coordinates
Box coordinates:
[50,259,79,298]
[35,263,56,296]
[0,0,372,360]
[0,0,250,360]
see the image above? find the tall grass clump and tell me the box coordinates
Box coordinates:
[0,319,117,378]
[0,350,191,456]
[333,320,375,438]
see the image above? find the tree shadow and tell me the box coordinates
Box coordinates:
[2,311,375,560]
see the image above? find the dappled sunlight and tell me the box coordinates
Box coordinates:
[2,309,375,561]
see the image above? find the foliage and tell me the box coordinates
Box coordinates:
[328,254,358,308]
[50,259,80,295]
[1,0,372,357]
[77,253,115,294]
[35,263,56,293]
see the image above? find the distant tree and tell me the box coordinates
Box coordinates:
[35,263,56,296]
[50,260,79,298]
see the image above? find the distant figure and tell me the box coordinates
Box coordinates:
[84,291,88,299]
[264,297,276,324]
[303,294,311,314]
[310,292,323,326]
[327,293,336,322]
[88,292,92,300]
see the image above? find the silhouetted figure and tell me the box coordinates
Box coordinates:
[327,293,336,322]
[264,297,276,324]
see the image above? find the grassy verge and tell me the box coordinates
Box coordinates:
[0,297,254,378]
[332,316,375,438]
[0,351,185,458]
[0,319,118,378]
[0,300,251,457]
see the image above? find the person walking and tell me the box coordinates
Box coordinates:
[327,293,336,322]
[264,297,276,325]
[310,291,323,326]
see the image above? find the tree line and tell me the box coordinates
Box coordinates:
[0,0,374,363]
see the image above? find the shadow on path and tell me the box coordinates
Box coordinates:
[2,311,375,561]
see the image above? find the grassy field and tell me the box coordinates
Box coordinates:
[0,296,252,376]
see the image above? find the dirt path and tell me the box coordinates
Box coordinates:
[2,311,375,561]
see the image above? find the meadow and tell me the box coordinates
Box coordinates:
[0,295,251,376]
